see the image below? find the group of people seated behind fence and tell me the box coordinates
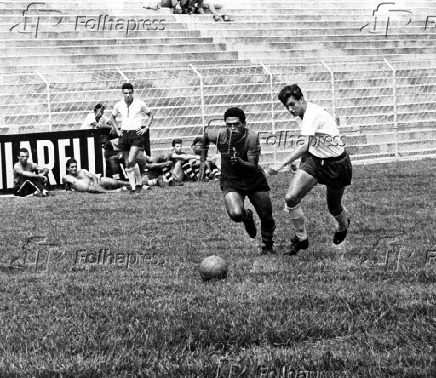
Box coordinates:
[144,0,232,22]
[13,107,220,197]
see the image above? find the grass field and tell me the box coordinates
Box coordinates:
[1,159,436,377]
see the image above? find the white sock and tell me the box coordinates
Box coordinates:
[125,168,136,189]
[334,206,349,232]
[284,203,308,240]
[133,164,142,186]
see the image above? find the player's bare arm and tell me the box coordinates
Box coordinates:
[230,137,260,171]
[146,160,172,170]
[62,175,75,192]
[198,129,219,179]
[111,113,122,137]
[268,135,311,175]
[15,166,43,180]
[137,110,153,136]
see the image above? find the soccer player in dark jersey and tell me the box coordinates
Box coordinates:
[199,107,276,253]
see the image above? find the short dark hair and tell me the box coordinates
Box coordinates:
[192,137,203,146]
[94,103,105,112]
[278,84,304,105]
[172,138,183,147]
[19,148,29,154]
[66,158,77,169]
[122,83,134,91]
[224,107,246,124]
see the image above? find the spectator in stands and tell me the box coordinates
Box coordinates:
[145,0,190,14]
[168,138,199,181]
[13,148,50,197]
[81,104,112,130]
[111,83,154,194]
[187,0,232,22]
[191,136,220,180]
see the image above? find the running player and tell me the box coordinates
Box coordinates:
[111,83,153,194]
[199,107,276,253]
[268,84,352,255]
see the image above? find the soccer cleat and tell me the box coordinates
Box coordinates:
[134,185,142,194]
[333,219,350,245]
[261,241,274,254]
[284,235,309,256]
[243,209,257,238]
[33,191,44,198]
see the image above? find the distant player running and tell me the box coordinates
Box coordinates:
[62,158,129,193]
[268,84,352,255]
[199,107,276,253]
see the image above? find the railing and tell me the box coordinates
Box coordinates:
[1,58,436,165]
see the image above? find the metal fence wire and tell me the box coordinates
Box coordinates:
[1,59,436,165]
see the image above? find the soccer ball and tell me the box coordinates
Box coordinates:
[199,255,228,281]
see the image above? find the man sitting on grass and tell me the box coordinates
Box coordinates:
[62,158,131,194]
[13,148,50,197]
[190,136,220,180]
[168,138,199,182]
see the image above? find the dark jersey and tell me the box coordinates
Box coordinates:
[205,128,267,190]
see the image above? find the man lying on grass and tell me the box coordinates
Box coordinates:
[62,158,130,193]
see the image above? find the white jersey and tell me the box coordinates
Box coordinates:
[300,102,345,158]
[80,112,110,130]
[112,99,150,131]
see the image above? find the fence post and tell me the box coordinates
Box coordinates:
[260,62,277,164]
[116,67,129,82]
[36,70,52,132]
[384,58,399,160]
[190,64,206,133]
[321,60,336,121]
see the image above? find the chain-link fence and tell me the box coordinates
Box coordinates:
[1,59,436,165]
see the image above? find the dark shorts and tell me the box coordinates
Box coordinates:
[118,130,144,152]
[13,179,43,197]
[220,170,270,197]
[300,151,352,189]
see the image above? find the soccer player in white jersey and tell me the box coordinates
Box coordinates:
[268,84,352,255]
[111,83,154,194]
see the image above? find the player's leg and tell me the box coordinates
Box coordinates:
[181,159,198,181]
[284,169,318,255]
[172,160,185,181]
[100,177,129,189]
[224,191,256,237]
[327,186,350,244]
[126,144,144,193]
[248,191,276,253]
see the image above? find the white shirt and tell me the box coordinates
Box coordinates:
[112,99,150,131]
[300,102,345,158]
[80,112,110,130]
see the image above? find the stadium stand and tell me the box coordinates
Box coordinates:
[1,0,436,164]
